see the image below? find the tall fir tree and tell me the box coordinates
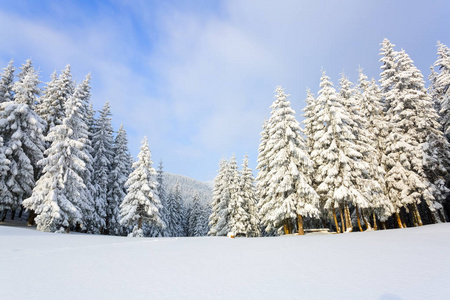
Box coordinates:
[119,137,163,237]
[237,156,260,236]
[92,102,114,233]
[22,85,91,232]
[258,87,319,235]
[0,60,15,103]
[208,159,231,236]
[106,124,132,235]
[13,59,41,107]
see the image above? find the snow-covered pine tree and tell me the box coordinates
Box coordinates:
[238,156,260,236]
[0,137,11,221]
[351,70,393,229]
[154,160,168,236]
[433,42,450,141]
[119,137,164,237]
[226,155,247,237]
[382,47,449,226]
[106,124,132,235]
[36,71,59,135]
[259,87,319,235]
[311,72,366,233]
[13,59,41,107]
[0,60,15,103]
[92,102,114,233]
[208,158,230,236]
[172,182,185,236]
[188,192,208,236]
[22,84,91,232]
[0,94,46,220]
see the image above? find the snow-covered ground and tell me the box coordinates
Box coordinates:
[1,224,449,300]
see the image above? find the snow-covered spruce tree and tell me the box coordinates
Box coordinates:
[154,160,168,236]
[226,155,247,237]
[433,42,450,140]
[0,95,46,219]
[259,87,319,235]
[229,156,260,237]
[0,60,15,103]
[188,192,209,236]
[13,59,41,107]
[165,181,185,237]
[92,102,114,233]
[22,85,92,232]
[382,48,449,226]
[0,137,11,221]
[105,124,132,235]
[119,137,164,237]
[311,72,367,233]
[208,158,230,236]
[355,70,393,228]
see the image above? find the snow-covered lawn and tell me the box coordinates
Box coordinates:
[1,224,449,300]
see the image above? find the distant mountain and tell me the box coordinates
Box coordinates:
[163,173,213,205]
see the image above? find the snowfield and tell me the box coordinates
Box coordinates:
[1,224,449,300]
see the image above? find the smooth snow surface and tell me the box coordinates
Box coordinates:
[1,224,449,299]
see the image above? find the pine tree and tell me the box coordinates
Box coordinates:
[0,60,15,103]
[433,42,450,140]
[22,85,91,232]
[188,192,208,236]
[154,160,168,236]
[0,100,45,219]
[259,87,319,235]
[92,102,114,233]
[237,156,260,236]
[208,159,230,236]
[226,155,246,236]
[13,60,41,107]
[356,70,393,227]
[119,137,163,237]
[311,73,366,233]
[0,137,11,221]
[382,47,449,226]
[105,125,132,235]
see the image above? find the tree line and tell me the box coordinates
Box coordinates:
[209,39,450,236]
[0,61,209,236]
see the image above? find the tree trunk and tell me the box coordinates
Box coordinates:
[18,206,24,219]
[394,212,403,228]
[400,210,407,228]
[344,204,352,232]
[10,209,16,220]
[381,221,387,230]
[361,210,371,229]
[372,212,378,231]
[297,215,304,235]
[413,203,423,226]
[138,216,143,230]
[355,204,363,232]
[283,223,289,235]
[27,210,36,226]
[332,206,340,233]
[339,206,346,233]
[0,210,7,222]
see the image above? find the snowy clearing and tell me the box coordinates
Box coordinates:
[1,224,449,300]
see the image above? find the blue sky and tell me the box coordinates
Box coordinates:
[0,0,449,181]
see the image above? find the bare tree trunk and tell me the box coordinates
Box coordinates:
[344,204,352,232]
[138,216,143,230]
[339,206,346,233]
[355,204,363,232]
[0,210,7,222]
[297,215,304,235]
[372,212,378,231]
[395,212,403,228]
[18,206,24,219]
[10,209,16,220]
[400,210,407,228]
[284,222,289,235]
[332,206,340,233]
[27,210,36,226]
[413,203,423,226]
[361,210,371,230]
[322,217,327,229]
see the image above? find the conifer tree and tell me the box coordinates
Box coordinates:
[433,42,450,140]
[155,160,168,236]
[311,73,366,233]
[0,137,11,221]
[188,192,209,236]
[208,159,230,236]
[106,125,132,235]
[119,137,163,237]
[259,87,319,235]
[22,85,91,232]
[13,60,41,107]
[0,60,15,103]
[226,155,246,236]
[0,101,45,219]
[92,102,114,233]
[356,70,393,227]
